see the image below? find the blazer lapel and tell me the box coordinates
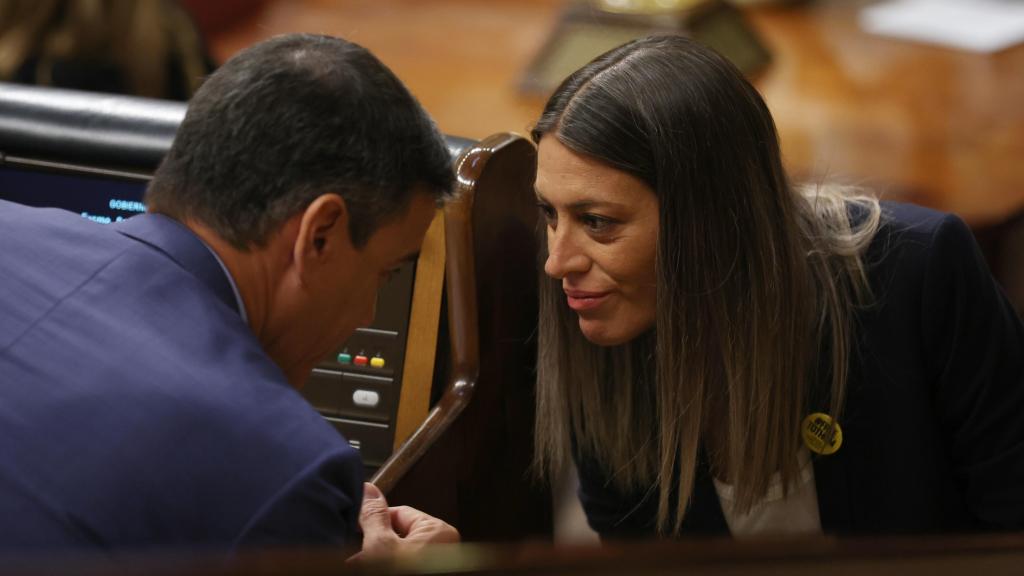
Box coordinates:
[812,438,853,532]
[810,351,882,535]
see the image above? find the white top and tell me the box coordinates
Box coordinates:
[712,448,823,537]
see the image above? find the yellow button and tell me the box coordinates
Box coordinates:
[802,412,842,455]
[370,357,385,369]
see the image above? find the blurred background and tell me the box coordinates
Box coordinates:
[2,0,1022,298]
[194,0,1024,228]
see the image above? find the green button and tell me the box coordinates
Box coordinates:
[337,353,352,364]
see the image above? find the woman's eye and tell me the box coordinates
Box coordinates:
[581,214,613,233]
[537,203,556,225]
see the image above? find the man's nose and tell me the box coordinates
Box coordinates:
[360,297,377,328]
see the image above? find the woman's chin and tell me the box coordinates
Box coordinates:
[578,318,634,347]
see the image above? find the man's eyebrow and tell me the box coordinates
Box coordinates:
[397,250,420,265]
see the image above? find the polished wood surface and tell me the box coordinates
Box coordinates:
[10,532,1024,575]
[392,209,446,452]
[210,0,1024,226]
[350,532,1024,575]
[372,127,494,493]
[376,133,550,539]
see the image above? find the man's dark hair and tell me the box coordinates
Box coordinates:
[146,33,454,249]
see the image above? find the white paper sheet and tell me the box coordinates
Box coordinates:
[859,0,1024,53]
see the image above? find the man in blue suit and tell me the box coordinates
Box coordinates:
[0,34,457,552]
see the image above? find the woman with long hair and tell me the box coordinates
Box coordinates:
[532,35,1024,537]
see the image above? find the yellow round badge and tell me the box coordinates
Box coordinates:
[801,412,842,455]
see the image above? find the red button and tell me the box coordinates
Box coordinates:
[353,355,369,366]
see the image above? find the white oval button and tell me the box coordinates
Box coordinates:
[352,389,380,408]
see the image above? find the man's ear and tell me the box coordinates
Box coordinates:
[293,193,351,276]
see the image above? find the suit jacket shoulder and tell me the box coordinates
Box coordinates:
[0,202,363,549]
[816,201,1024,532]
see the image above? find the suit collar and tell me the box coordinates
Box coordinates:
[114,214,241,317]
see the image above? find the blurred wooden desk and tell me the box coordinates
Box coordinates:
[749,0,1024,226]
[9,532,1024,575]
[207,0,558,141]
[208,0,1023,224]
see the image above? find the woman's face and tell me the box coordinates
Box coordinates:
[535,136,659,346]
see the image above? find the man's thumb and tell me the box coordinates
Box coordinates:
[359,482,392,534]
[364,482,385,501]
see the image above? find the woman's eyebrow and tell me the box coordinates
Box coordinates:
[567,200,629,211]
[534,190,629,211]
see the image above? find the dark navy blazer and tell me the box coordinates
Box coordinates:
[0,200,363,550]
[576,202,1024,537]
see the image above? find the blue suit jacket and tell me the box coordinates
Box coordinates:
[576,202,1024,536]
[0,200,363,550]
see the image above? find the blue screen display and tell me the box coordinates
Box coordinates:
[0,165,148,223]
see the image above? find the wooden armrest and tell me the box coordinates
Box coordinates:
[371,134,524,493]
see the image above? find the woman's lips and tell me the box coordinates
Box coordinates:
[564,289,610,312]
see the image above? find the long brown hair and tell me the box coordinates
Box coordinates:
[532,36,880,533]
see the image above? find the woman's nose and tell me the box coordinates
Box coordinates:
[544,227,589,279]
